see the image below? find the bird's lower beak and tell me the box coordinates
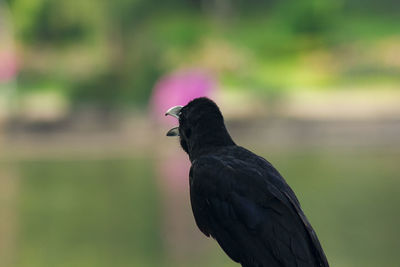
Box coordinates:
[165,105,183,137]
[166,127,180,136]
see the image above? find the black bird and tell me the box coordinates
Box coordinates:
[165,97,329,267]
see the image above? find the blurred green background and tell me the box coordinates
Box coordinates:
[1,0,400,267]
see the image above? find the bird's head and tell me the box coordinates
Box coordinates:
[165,97,235,159]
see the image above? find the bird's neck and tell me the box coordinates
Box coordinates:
[187,127,235,161]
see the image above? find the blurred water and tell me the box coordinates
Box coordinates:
[1,148,399,267]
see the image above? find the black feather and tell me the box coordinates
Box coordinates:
[176,97,329,267]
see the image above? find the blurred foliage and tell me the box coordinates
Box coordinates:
[5,0,400,108]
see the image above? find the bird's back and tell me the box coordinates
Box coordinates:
[189,145,329,267]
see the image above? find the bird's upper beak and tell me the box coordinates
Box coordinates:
[165,105,183,137]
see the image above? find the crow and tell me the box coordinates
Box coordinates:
[165,97,329,267]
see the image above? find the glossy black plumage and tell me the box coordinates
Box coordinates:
[173,97,329,267]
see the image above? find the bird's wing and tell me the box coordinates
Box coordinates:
[190,156,328,267]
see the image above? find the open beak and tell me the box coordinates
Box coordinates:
[165,105,183,137]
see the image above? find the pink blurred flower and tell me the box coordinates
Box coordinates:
[0,51,18,82]
[150,69,215,125]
